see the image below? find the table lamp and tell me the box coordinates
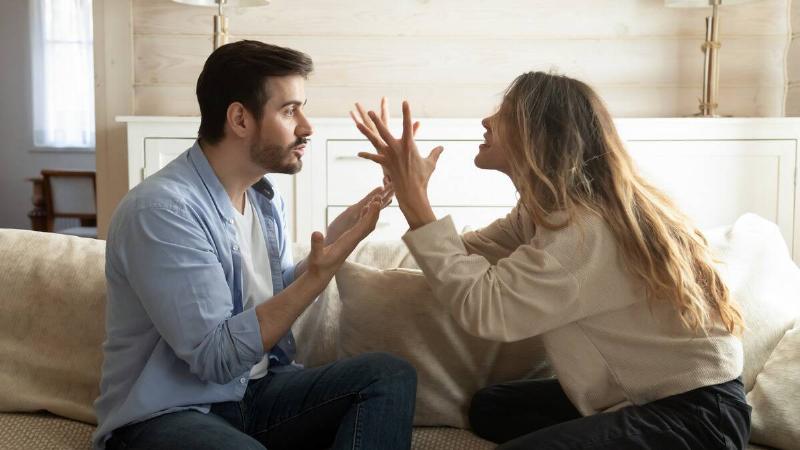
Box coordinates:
[172,0,270,50]
[665,0,763,116]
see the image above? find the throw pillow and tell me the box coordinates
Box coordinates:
[705,213,800,391]
[0,230,106,424]
[746,320,800,449]
[335,261,550,428]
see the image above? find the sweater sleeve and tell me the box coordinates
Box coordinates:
[460,205,527,264]
[403,215,588,342]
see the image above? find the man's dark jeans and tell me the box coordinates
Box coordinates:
[469,377,751,450]
[106,352,417,450]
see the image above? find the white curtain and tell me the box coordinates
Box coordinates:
[31,0,95,149]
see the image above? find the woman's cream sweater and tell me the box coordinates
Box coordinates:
[401,204,743,415]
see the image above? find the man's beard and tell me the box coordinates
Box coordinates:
[249,136,307,174]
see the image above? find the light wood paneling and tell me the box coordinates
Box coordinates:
[136,83,785,118]
[134,34,786,87]
[131,0,789,118]
[786,85,800,116]
[133,0,788,38]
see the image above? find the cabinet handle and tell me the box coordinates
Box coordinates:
[334,155,367,161]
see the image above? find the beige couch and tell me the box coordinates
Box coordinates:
[1,218,798,449]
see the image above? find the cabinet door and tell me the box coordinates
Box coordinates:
[327,140,517,206]
[626,139,796,246]
[143,138,194,179]
[327,205,512,241]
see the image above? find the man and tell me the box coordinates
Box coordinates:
[92,40,417,450]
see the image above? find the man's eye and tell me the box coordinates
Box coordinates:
[284,108,296,116]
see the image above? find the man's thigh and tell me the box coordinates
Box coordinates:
[107,410,265,450]
[243,352,416,448]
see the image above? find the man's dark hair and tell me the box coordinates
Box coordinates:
[196,40,313,144]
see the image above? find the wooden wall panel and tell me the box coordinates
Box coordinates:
[131,0,789,118]
[136,83,784,119]
[133,0,788,38]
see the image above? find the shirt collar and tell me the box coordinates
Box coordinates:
[188,141,275,224]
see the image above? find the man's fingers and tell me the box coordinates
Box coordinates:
[310,231,324,259]
[412,121,421,137]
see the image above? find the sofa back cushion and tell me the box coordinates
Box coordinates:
[0,230,105,424]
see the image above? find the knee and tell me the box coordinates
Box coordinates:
[355,352,417,390]
[469,385,503,439]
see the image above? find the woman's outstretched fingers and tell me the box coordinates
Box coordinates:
[367,110,396,144]
[428,145,444,163]
[355,122,385,151]
[402,101,413,140]
[380,96,389,124]
[357,151,387,165]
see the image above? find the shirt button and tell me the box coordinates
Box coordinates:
[233,245,239,251]
[228,218,234,224]
[239,377,247,384]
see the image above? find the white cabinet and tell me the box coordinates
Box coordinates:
[119,116,800,263]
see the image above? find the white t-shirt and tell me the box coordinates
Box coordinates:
[233,192,273,379]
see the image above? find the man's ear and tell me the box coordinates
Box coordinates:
[226,102,250,139]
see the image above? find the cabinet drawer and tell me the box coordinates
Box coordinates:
[326,205,512,241]
[326,140,517,207]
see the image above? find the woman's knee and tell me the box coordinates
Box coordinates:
[469,385,504,438]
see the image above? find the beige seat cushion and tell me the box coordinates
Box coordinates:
[0,412,93,450]
[0,230,106,424]
[0,412,496,450]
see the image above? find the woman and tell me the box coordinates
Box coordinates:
[351,72,751,449]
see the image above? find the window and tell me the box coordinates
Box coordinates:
[31,0,95,149]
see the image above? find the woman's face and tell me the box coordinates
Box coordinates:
[475,112,512,176]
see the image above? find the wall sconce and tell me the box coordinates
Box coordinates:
[172,0,270,50]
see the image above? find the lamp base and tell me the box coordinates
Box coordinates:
[213,14,229,49]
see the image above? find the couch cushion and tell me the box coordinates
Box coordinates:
[335,261,550,428]
[746,319,800,449]
[705,214,800,392]
[0,412,93,449]
[411,427,494,450]
[0,230,106,425]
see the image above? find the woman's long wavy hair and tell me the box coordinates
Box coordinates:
[495,71,743,335]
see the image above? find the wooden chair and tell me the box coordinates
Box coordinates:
[41,170,97,238]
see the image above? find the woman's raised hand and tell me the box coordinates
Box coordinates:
[351,100,442,229]
[349,97,420,186]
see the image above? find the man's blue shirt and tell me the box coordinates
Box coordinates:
[92,142,297,449]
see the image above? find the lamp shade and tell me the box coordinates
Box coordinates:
[665,0,759,6]
[172,0,269,7]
